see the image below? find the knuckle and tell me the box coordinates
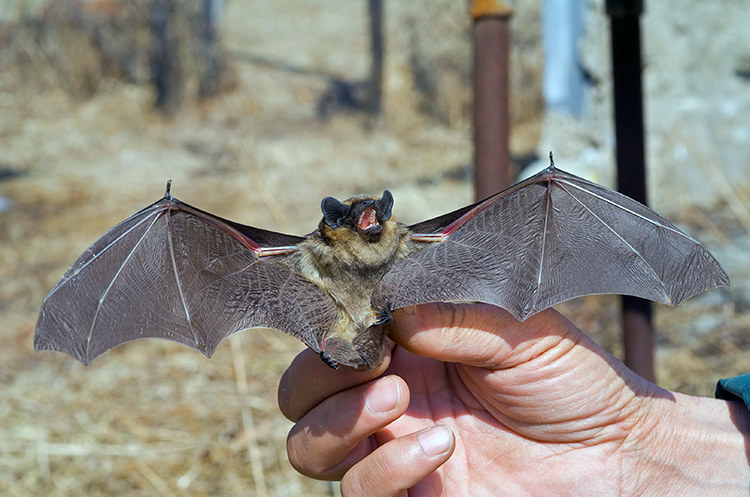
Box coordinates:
[341,443,403,497]
[285,425,312,475]
[287,424,374,480]
[286,425,330,478]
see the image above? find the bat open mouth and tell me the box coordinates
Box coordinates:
[357,207,380,233]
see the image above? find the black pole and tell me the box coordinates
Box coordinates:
[607,0,654,382]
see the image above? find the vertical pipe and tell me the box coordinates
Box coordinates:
[198,0,222,98]
[151,0,183,115]
[471,0,513,200]
[368,0,384,115]
[607,0,655,382]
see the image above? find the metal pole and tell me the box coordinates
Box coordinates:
[471,0,513,200]
[368,0,384,115]
[607,0,655,382]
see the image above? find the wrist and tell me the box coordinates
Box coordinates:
[629,391,750,497]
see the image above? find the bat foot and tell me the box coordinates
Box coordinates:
[373,302,393,326]
[357,351,375,370]
[319,351,340,370]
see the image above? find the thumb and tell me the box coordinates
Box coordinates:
[388,303,584,369]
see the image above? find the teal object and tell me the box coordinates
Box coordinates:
[715,373,750,409]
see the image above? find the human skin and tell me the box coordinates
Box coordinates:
[278,303,750,497]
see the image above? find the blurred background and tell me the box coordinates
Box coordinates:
[0,0,748,495]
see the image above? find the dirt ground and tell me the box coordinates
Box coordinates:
[0,1,748,496]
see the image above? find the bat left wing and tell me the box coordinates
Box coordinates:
[34,186,338,364]
[373,165,729,321]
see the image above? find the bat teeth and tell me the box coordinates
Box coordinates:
[358,207,379,231]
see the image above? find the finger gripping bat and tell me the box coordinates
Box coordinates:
[34,164,730,369]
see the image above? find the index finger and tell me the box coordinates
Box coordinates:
[389,303,581,369]
[278,343,393,422]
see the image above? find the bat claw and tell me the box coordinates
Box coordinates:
[358,351,374,370]
[373,302,392,326]
[319,351,340,370]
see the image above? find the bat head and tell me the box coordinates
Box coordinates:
[321,190,394,243]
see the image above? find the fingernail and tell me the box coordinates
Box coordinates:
[417,425,453,457]
[364,376,400,414]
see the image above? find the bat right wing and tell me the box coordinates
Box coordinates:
[34,187,338,364]
[374,165,729,321]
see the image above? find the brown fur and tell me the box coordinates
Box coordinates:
[290,203,420,368]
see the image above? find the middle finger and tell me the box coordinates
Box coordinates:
[286,374,409,480]
[278,342,394,422]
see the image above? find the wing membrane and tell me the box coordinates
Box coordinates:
[34,195,336,364]
[375,166,729,321]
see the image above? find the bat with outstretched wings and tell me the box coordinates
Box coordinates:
[34,163,729,369]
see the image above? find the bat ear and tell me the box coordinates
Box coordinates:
[321,196,350,228]
[377,190,393,221]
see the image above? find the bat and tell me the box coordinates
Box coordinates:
[34,162,730,369]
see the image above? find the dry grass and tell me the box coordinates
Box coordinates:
[0,1,747,496]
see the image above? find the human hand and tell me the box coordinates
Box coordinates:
[278,303,749,496]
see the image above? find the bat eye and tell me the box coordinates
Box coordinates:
[321,196,350,228]
[377,190,393,221]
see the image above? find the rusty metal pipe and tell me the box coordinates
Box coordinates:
[472,1,513,200]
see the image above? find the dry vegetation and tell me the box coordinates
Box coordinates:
[0,1,747,496]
